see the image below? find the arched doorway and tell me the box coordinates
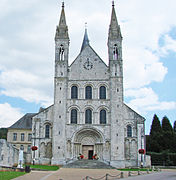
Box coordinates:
[73,128,104,160]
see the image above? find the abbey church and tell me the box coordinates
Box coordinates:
[31,2,146,168]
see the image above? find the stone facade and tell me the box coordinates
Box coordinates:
[7,113,35,164]
[7,129,32,153]
[32,2,146,168]
[0,139,19,167]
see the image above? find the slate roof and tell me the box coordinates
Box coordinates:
[80,28,90,52]
[8,113,37,130]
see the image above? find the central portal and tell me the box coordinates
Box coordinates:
[82,145,94,159]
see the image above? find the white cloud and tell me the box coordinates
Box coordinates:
[159,34,176,56]
[0,103,24,128]
[0,69,53,107]
[126,88,176,113]
[0,0,176,121]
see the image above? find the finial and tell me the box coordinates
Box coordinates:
[62,1,64,8]
[85,22,87,29]
[112,0,115,7]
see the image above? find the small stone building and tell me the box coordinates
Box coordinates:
[31,2,146,168]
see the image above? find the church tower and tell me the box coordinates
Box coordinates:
[52,2,69,164]
[55,2,69,77]
[108,1,125,166]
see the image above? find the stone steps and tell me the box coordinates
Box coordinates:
[63,160,115,169]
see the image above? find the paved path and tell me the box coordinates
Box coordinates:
[13,169,176,180]
[13,168,124,180]
[122,171,176,180]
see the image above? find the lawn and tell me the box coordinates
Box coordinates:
[118,168,152,171]
[26,164,59,171]
[0,171,26,180]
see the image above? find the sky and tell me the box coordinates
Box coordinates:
[0,0,176,134]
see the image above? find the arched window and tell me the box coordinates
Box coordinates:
[85,109,92,124]
[85,86,92,99]
[45,124,50,138]
[71,109,77,124]
[100,109,106,124]
[100,86,106,99]
[59,44,64,61]
[71,86,78,99]
[127,125,132,137]
[113,44,118,60]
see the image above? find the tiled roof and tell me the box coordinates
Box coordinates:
[8,113,36,130]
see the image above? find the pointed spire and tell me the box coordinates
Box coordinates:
[108,1,121,39]
[80,23,90,52]
[59,2,66,27]
[55,2,69,39]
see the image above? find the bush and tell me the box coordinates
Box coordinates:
[147,152,176,166]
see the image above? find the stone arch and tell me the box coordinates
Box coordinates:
[72,127,104,160]
[46,142,52,158]
[40,142,46,158]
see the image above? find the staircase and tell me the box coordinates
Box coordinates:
[63,160,115,169]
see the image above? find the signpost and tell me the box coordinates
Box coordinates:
[31,146,38,165]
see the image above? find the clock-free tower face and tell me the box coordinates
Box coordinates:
[83,58,93,70]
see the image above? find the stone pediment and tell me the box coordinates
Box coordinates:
[68,45,109,80]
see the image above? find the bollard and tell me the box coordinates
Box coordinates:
[138,171,140,175]
[105,173,108,180]
[120,172,124,178]
[128,171,131,176]
[147,169,149,174]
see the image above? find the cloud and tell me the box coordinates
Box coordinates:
[0,103,24,128]
[159,34,176,56]
[126,88,176,113]
[0,69,53,107]
[0,0,176,118]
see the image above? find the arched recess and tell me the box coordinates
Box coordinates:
[72,128,104,160]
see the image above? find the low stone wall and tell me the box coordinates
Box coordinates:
[0,139,19,167]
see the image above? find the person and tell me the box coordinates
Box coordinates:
[93,153,98,160]
[78,153,84,160]
[80,154,84,159]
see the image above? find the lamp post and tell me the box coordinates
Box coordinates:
[32,121,36,165]
[140,128,144,168]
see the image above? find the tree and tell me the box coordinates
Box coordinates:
[147,114,162,153]
[0,128,8,140]
[173,121,176,133]
[150,114,162,136]
[161,116,174,152]
[162,116,173,133]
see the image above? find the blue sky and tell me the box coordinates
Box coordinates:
[0,0,176,134]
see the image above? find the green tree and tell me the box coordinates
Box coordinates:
[173,121,176,133]
[0,128,8,140]
[150,114,162,136]
[161,116,174,152]
[147,114,162,153]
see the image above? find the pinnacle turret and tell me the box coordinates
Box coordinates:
[108,1,122,39]
[55,2,69,40]
[80,27,90,52]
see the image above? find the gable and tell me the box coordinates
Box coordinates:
[68,45,109,80]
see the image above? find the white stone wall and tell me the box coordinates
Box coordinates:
[0,139,19,167]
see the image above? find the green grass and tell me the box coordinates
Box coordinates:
[26,164,59,171]
[118,168,152,171]
[0,171,26,180]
